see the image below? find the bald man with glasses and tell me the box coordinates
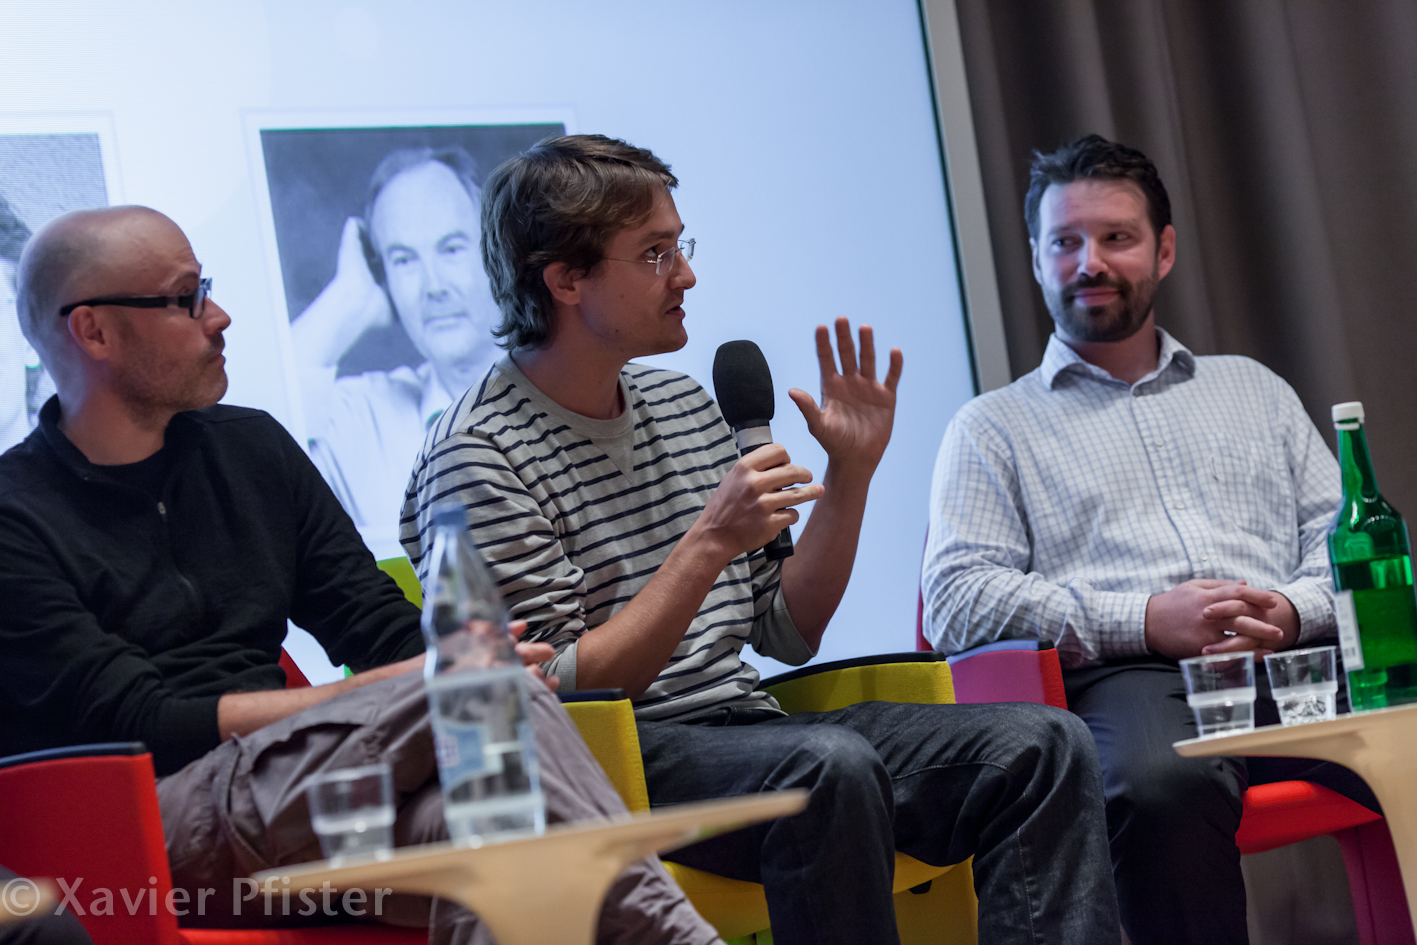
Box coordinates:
[0,205,722,944]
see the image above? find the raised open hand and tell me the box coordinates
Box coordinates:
[788,317,903,479]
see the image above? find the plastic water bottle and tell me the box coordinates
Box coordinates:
[421,503,545,844]
[1328,402,1417,710]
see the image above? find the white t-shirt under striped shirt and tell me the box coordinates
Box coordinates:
[400,356,814,722]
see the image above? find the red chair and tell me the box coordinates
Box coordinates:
[0,651,423,945]
[917,587,1414,945]
[279,648,312,689]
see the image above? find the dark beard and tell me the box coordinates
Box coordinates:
[1044,267,1159,343]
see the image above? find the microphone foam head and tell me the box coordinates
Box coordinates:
[713,340,775,429]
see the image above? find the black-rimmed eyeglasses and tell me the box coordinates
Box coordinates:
[58,277,212,319]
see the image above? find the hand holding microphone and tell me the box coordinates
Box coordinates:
[694,443,821,563]
[707,320,902,563]
[712,340,816,560]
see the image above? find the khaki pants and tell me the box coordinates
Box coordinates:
[157,670,719,945]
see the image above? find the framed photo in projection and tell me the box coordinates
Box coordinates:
[0,114,121,454]
[245,110,570,558]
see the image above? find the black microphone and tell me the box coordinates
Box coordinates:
[713,340,795,561]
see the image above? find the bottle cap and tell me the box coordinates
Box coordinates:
[1332,402,1364,426]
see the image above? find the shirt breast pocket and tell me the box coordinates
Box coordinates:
[1206,442,1279,541]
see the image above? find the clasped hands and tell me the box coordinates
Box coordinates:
[1144,579,1300,662]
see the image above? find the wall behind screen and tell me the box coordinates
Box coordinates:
[1,0,976,680]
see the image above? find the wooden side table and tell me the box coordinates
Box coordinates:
[1176,702,1417,934]
[254,791,807,945]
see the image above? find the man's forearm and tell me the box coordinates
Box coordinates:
[573,529,732,699]
[923,549,1151,664]
[544,443,820,698]
[216,655,422,741]
[780,463,873,651]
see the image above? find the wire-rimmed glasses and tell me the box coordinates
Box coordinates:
[58,277,212,319]
[606,239,695,277]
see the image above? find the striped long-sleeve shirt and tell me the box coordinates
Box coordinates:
[400,356,813,721]
[922,329,1340,669]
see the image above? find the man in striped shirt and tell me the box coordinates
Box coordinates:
[402,134,1120,945]
[922,135,1380,943]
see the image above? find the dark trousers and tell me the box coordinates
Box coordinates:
[637,700,1121,945]
[1065,655,1381,945]
[0,866,92,945]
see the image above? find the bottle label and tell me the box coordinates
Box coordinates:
[1335,589,1365,670]
[433,719,505,787]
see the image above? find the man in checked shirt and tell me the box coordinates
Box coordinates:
[922,134,1380,945]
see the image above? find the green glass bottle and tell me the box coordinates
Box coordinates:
[1328,401,1417,710]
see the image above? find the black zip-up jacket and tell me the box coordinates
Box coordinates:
[0,399,423,775]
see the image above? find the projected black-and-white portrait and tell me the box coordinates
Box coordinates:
[259,123,563,548]
[0,133,109,453]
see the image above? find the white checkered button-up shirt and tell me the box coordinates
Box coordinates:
[923,328,1340,669]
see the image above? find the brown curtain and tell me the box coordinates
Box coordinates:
[955,0,1417,513]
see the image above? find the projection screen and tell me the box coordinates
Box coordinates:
[1,0,979,681]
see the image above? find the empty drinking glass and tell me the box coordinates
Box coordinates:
[1264,645,1339,726]
[305,763,395,863]
[1180,653,1257,737]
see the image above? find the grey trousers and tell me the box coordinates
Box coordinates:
[156,670,720,945]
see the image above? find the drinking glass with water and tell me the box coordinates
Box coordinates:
[1264,645,1339,726]
[1180,653,1257,737]
[305,763,395,864]
[422,503,546,846]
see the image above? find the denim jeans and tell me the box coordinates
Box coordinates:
[637,700,1120,945]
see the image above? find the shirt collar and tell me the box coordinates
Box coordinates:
[1040,327,1196,390]
[37,395,203,485]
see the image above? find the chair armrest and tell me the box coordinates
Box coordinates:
[0,741,147,770]
[558,691,650,813]
[1237,781,1383,855]
[280,647,313,689]
[557,688,629,704]
[946,640,1068,709]
[759,652,954,713]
